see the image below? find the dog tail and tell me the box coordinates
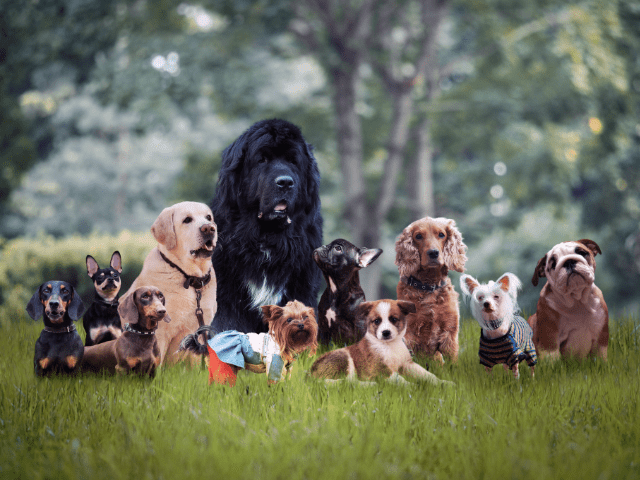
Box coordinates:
[178,325,215,355]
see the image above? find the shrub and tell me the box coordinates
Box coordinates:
[0,231,156,324]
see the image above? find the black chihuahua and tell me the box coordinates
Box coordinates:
[83,251,123,346]
[313,239,382,345]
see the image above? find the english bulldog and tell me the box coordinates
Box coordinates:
[528,239,608,360]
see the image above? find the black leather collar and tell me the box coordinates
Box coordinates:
[43,324,76,334]
[95,296,119,307]
[158,250,212,290]
[402,276,447,292]
[124,323,155,336]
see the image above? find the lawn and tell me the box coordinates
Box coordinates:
[1,315,638,480]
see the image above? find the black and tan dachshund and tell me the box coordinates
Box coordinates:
[27,281,85,376]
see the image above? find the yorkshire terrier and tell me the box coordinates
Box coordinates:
[179,300,318,386]
[460,272,536,379]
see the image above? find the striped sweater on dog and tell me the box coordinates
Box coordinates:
[478,316,537,368]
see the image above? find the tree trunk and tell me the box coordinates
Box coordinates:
[408,116,436,221]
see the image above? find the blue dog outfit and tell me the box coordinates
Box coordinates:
[478,316,537,369]
[207,331,286,383]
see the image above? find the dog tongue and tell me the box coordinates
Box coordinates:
[275,203,287,211]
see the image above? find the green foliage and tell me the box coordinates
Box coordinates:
[1,316,638,479]
[0,232,156,324]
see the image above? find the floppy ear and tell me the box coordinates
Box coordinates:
[396,300,416,316]
[67,287,85,321]
[577,239,602,256]
[110,251,122,273]
[118,292,140,325]
[151,206,177,250]
[86,255,99,277]
[357,248,383,268]
[459,274,480,297]
[532,255,547,286]
[395,225,420,278]
[496,273,522,297]
[355,301,375,320]
[260,305,282,325]
[26,286,44,320]
[442,219,468,273]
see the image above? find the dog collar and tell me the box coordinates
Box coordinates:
[124,323,155,336]
[158,250,212,290]
[43,324,76,334]
[403,276,446,292]
[95,296,119,307]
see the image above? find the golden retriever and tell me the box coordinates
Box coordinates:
[121,201,217,365]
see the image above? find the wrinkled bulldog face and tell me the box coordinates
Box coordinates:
[543,242,596,296]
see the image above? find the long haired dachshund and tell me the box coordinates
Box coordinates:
[395,216,467,363]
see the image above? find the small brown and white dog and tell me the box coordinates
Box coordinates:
[121,202,217,365]
[528,239,609,360]
[310,299,452,386]
[81,286,171,377]
[395,217,467,363]
[180,300,318,386]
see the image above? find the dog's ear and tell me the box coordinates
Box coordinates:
[118,292,140,325]
[151,206,177,250]
[67,287,85,321]
[86,255,99,277]
[459,274,480,297]
[260,305,282,324]
[496,273,522,297]
[26,286,44,320]
[355,301,375,320]
[532,255,547,286]
[442,219,468,273]
[396,300,416,316]
[395,225,420,278]
[110,251,122,273]
[577,239,602,256]
[357,248,383,268]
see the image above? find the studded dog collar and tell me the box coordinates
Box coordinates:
[402,276,447,292]
[124,323,155,336]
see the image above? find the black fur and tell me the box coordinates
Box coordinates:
[27,281,85,376]
[209,119,323,333]
[179,325,214,355]
[314,239,382,345]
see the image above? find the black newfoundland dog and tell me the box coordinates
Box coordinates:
[209,119,323,333]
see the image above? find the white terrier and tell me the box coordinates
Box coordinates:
[460,273,536,379]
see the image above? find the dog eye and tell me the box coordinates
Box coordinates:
[438,232,445,238]
[415,234,423,240]
[334,245,342,252]
[478,295,484,301]
[390,316,398,324]
[258,157,267,164]
[549,257,557,270]
[576,248,588,257]
[373,318,381,326]
[183,216,193,224]
[206,215,212,221]
[287,317,293,323]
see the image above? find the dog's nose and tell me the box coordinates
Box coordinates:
[483,302,491,309]
[200,224,216,235]
[564,259,577,270]
[427,249,440,259]
[297,323,305,330]
[49,301,59,310]
[275,175,294,190]
[382,330,391,339]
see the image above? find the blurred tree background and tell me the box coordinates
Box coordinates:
[1,0,638,314]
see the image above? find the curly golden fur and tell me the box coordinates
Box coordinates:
[395,217,467,363]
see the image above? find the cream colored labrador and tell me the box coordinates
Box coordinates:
[122,202,217,365]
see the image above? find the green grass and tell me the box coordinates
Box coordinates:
[1,316,639,480]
